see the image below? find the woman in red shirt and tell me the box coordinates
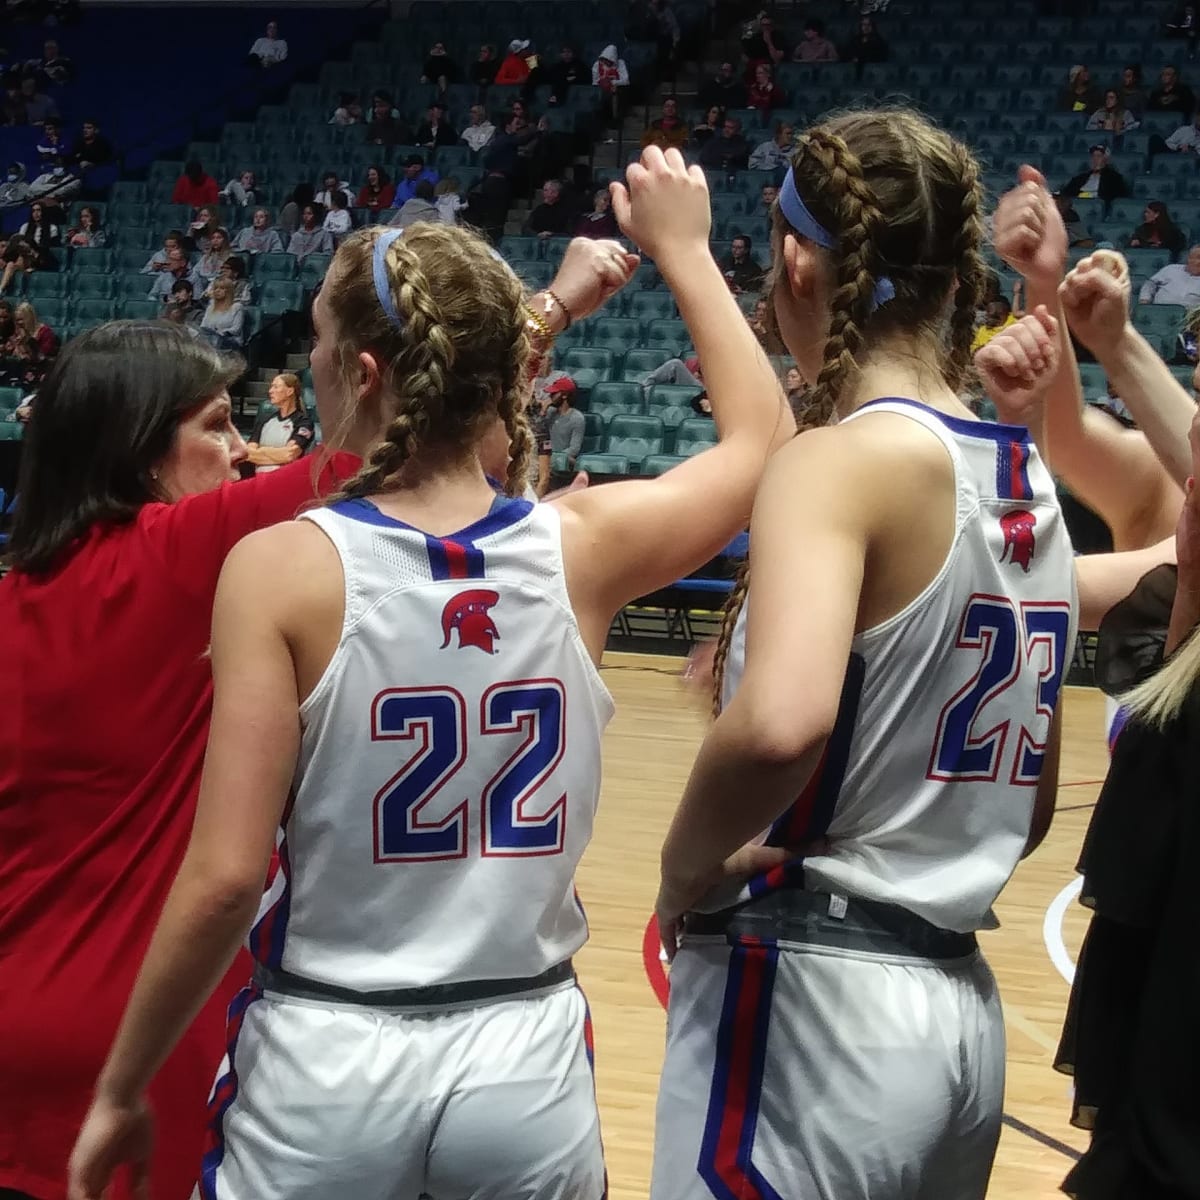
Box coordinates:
[171,160,220,208]
[355,165,395,213]
[0,322,352,1200]
[747,63,781,113]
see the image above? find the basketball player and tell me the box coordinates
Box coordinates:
[650,110,1078,1200]
[67,148,794,1200]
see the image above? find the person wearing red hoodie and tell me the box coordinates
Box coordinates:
[171,160,220,208]
[495,38,533,85]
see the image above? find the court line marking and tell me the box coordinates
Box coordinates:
[1043,875,1083,986]
[1001,1113,1082,1162]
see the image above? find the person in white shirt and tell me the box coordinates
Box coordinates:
[748,120,795,171]
[249,21,287,68]
[314,171,352,211]
[460,104,496,154]
[1164,109,1200,152]
[1139,244,1200,305]
[322,191,353,243]
[234,208,284,256]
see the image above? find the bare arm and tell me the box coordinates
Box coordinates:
[247,443,303,466]
[1023,701,1062,857]
[562,148,791,637]
[1075,537,1177,630]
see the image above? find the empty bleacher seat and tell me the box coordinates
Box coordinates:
[575,453,629,477]
[71,249,113,276]
[260,280,305,316]
[559,347,615,391]
[585,380,643,420]
[644,319,688,353]
[674,417,718,457]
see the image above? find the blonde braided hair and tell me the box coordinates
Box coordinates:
[324,222,531,503]
[711,108,987,714]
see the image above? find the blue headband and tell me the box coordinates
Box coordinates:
[779,167,896,311]
[373,228,405,329]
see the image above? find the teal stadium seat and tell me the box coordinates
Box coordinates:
[110,180,147,204]
[640,455,687,476]
[253,253,299,281]
[71,249,113,276]
[72,297,119,323]
[648,384,702,429]
[24,273,66,299]
[300,254,332,289]
[589,318,641,352]
[582,412,605,453]
[644,319,689,354]
[575,453,630,477]
[500,238,543,265]
[260,280,304,316]
[605,414,664,467]
[625,292,678,324]
[674,417,718,457]
[559,347,615,391]
[620,348,672,382]
[120,300,161,320]
[587,381,644,421]
[73,274,115,299]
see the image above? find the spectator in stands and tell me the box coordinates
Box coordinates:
[28,157,79,204]
[434,177,467,225]
[545,45,587,106]
[844,16,888,73]
[210,255,251,305]
[546,377,584,486]
[394,154,439,205]
[165,278,201,322]
[69,119,114,173]
[36,119,66,163]
[248,20,287,69]
[314,170,351,211]
[390,179,439,231]
[1139,245,1200,304]
[632,0,681,69]
[17,201,60,271]
[525,178,571,238]
[16,300,57,360]
[1061,145,1130,207]
[496,39,534,85]
[0,300,20,358]
[1151,107,1200,159]
[1129,200,1187,254]
[287,204,333,262]
[749,296,785,355]
[245,373,313,474]
[690,104,724,149]
[173,161,219,208]
[719,234,764,293]
[747,63,782,114]
[0,238,36,296]
[699,116,750,171]
[329,93,362,126]
[461,104,496,154]
[593,45,630,129]
[356,165,395,214]
[471,44,499,92]
[142,229,185,273]
[195,228,232,290]
[573,188,618,238]
[322,190,353,244]
[793,19,838,63]
[199,278,245,350]
[0,76,23,127]
[1166,5,1198,58]
[1148,64,1196,118]
[0,162,29,206]
[148,247,199,302]
[784,366,806,420]
[31,39,73,86]
[220,170,259,209]
[749,120,795,172]
[1118,64,1147,116]
[1060,64,1102,113]
[67,204,106,248]
[466,166,512,243]
[20,75,58,126]
[741,13,786,74]
[188,206,223,253]
[416,102,457,149]
[278,183,313,236]
[760,182,778,215]
[642,96,688,150]
[366,92,410,147]
[234,208,282,256]
[421,41,460,86]
[640,354,702,399]
[971,296,1016,353]
[1088,89,1139,134]
[699,62,746,112]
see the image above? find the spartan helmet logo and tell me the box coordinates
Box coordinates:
[998,510,1038,573]
[440,588,500,654]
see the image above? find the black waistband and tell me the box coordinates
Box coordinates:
[253,960,575,1008]
[683,890,978,962]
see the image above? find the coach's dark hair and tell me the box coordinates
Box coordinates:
[8,321,243,575]
[711,107,987,712]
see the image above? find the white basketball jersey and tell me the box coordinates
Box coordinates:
[248,494,614,990]
[720,399,1078,932]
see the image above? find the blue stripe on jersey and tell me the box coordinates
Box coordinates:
[328,494,534,540]
[424,534,487,581]
[698,944,783,1200]
[857,396,1032,447]
[751,652,866,899]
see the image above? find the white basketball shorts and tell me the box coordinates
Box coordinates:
[193,978,606,1200]
[651,938,1005,1200]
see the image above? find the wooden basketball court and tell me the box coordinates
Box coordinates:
[578,653,1106,1200]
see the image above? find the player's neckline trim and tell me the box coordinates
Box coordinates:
[329,493,534,542]
[857,396,1032,444]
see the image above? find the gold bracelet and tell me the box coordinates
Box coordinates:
[524,305,555,343]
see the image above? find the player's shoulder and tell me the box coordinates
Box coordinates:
[223,516,341,587]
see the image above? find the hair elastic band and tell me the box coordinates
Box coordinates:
[779,167,895,311]
[372,228,406,329]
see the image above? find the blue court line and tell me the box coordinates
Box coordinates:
[1001,1113,1082,1162]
